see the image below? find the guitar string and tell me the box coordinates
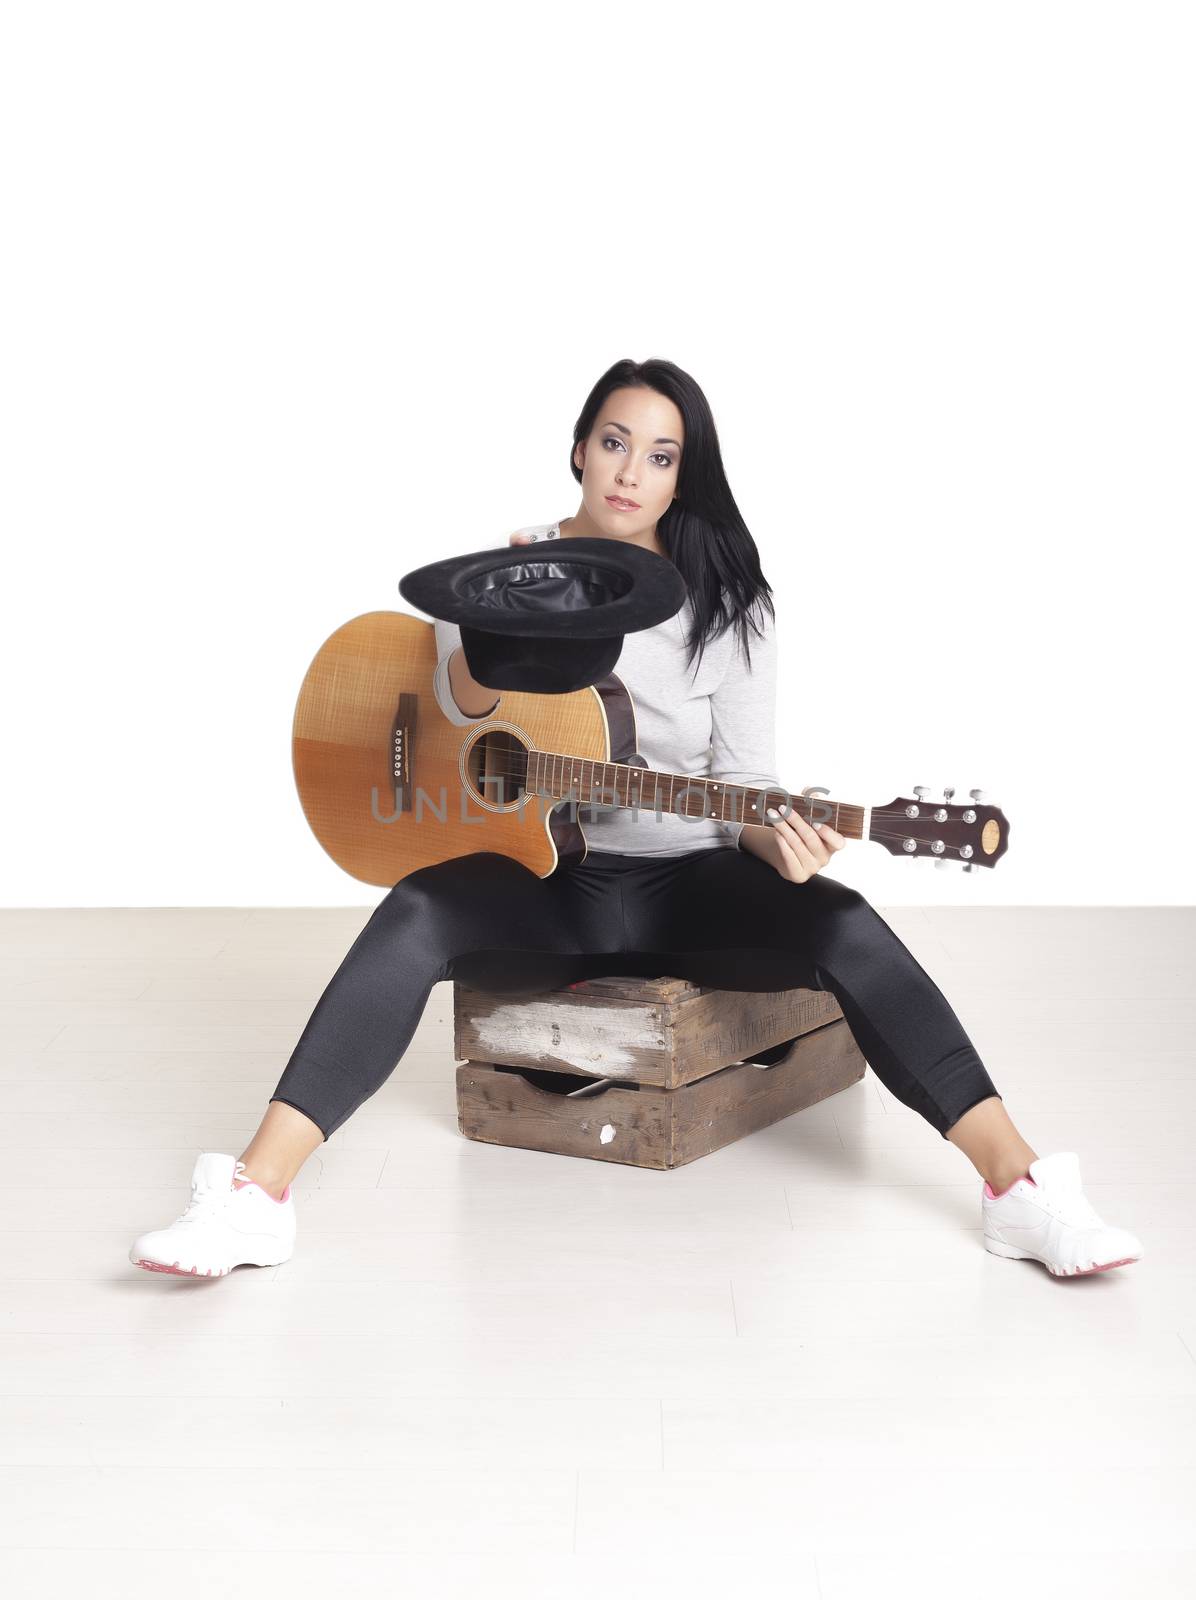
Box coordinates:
[409,753,860,802]
[398,756,841,801]
[393,761,972,824]
[392,785,983,848]
[423,751,967,809]
[401,772,867,820]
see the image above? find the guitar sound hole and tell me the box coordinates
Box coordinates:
[466,729,530,809]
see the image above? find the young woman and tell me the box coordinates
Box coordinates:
[129,358,1143,1280]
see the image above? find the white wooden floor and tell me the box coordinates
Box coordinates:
[0,905,1193,1598]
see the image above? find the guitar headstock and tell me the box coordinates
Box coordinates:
[869,787,1010,871]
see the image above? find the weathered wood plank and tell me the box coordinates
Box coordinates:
[456,1017,867,1169]
[453,976,844,1087]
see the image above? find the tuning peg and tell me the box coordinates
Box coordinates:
[942,786,955,802]
[913,786,930,800]
[969,788,987,804]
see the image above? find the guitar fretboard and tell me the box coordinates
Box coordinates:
[526,752,866,838]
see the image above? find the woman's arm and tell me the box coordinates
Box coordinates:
[428,537,515,724]
[447,642,501,717]
[708,604,784,852]
[710,605,845,878]
[432,618,500,724]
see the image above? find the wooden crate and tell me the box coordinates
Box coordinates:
[453,972,846,1089]
[453,974,868,1169]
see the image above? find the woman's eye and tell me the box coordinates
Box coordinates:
[602,437,674,468]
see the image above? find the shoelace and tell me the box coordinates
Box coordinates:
[1051,1190,1105,1227]
[173,1159,249,1226]
[1009,1179,1104,1228]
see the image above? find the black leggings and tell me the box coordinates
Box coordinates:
[270,846,1001,1143]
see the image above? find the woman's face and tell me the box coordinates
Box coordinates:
[574,385,684,535]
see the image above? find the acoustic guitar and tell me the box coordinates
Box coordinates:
[292,611,1010,887]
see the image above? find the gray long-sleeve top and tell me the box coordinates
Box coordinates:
[429,521,783,857]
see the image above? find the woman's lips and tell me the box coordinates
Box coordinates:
[605,495,640,511]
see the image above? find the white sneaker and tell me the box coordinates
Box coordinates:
[129,1152,296,1277]
[982,1150,1143,1277]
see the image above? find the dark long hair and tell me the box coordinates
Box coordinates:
[569,357,775,676]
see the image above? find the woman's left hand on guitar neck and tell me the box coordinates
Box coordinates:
[761,805,846,883]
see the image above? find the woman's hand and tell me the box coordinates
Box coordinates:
[765,805,846,883]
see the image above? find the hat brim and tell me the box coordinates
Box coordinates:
[398,536,687,639]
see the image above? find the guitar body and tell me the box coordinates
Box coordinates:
[292,611,642,887]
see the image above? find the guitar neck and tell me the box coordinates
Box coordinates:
[526,751,867,838]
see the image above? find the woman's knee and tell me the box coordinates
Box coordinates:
[799,875,868,926]
[798,878,887,968]
[813,876,866,908]
[371,852,538,951]
[381,853,503,909]
[367,869,466,953]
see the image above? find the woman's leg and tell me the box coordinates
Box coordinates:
[617,846,1037,1185]
[238,1101,326,1200]
[238,851,628,1194]
[943,1096,1039,1193]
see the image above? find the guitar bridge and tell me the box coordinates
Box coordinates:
[391,692,417,815]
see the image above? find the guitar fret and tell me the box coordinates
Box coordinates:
[522,751,864,841]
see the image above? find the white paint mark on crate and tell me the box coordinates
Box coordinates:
[470,1000,659,1074]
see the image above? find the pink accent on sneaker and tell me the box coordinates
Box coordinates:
[984,1174,1037,1200]
[131,1257,229,1277]
[232,1178,292,1204]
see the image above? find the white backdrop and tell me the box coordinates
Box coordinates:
[3,1,1191,908]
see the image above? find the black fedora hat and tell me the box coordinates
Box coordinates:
[398,535,688,694]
